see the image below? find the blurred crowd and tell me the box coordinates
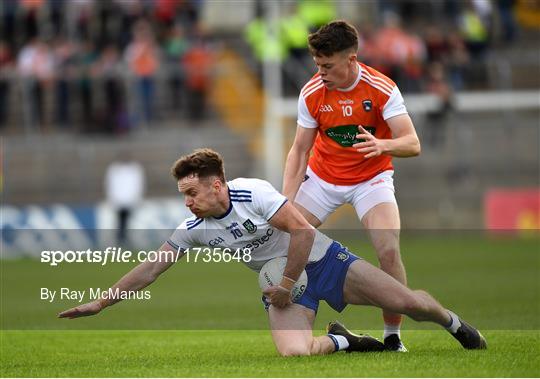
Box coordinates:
[246,0,521,96]
[361,0,520,150]
[243,0,525,152]
[0,0,214,133]
[360,0,520,94]
[0,0,531,135]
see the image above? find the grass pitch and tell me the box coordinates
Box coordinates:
[1,232,539,377]
[2,330,539,377]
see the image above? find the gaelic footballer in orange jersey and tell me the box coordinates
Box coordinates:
[284,20,420,353]
[298,62,408,186]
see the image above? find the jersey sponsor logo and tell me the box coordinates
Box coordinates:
[362,99,373,112]
[336,251,349,261]
[240,228,274,252]
[208,237,225,246]
[319,104,334,112]
[242,219,257,234]
[325,125,376,147]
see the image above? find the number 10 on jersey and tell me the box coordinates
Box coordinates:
[342,105,353,117]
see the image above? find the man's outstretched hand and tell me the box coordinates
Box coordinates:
[58,300,103,319]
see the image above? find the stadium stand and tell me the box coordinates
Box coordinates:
[1,0,538,229]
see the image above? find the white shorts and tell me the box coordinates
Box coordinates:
[295,166,397,223]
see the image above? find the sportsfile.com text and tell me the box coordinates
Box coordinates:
[40,247,252,266]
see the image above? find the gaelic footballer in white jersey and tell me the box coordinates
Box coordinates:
[167,178,332,271]
[58,148,487,356]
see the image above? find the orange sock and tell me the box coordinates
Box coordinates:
[383,314,403,339]
[383,313,403,326]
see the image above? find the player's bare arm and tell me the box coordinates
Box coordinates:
[263,201,316,308]
[353,114,421,158]
[58,242,181,319]
[282,125,317,201]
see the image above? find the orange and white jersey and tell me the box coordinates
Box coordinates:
[297,62,408,185]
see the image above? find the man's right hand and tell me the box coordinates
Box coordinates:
[262,285,292,309]
[58,300,103,319]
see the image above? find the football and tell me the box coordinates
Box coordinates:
[258,257,308,302]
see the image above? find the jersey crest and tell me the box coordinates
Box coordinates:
[362,99,373,112]
[242,219,257,234]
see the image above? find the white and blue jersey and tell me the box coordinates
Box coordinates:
[167,178,333,271]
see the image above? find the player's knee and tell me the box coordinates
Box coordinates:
[278,343,311,357]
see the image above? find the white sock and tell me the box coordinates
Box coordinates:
[383,324,401,340]
[327,334,349,351]
[445,310,462,334]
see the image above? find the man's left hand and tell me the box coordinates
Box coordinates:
[353,125,388,158]
[263,285,292,308]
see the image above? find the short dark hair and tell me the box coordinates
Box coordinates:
[171,148,226,183]
[308,20,359,57]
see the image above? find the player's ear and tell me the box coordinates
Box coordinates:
[212,177,222,192]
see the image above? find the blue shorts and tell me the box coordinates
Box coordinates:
[262,241,360,313]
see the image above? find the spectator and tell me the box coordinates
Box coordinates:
[472,0,494,39]
[375,12,426,92]
[424,25,450,64]
[401,31,426,93]
[52,37,76,128]
[163,24,189,115]
[280,12,311,95]
[95,44,128,134]
[375,12,410,73]
[104,153,145,244]
[245,18,288,64]
[125,20,160,126]
[75,39,98,132]
[182,35,212,121]
[17,38,55,130]
[460,2,489,59]
[424,61,453,148]
[357,23,385,71]
[298,0,337,31]
[446,31,470,91]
